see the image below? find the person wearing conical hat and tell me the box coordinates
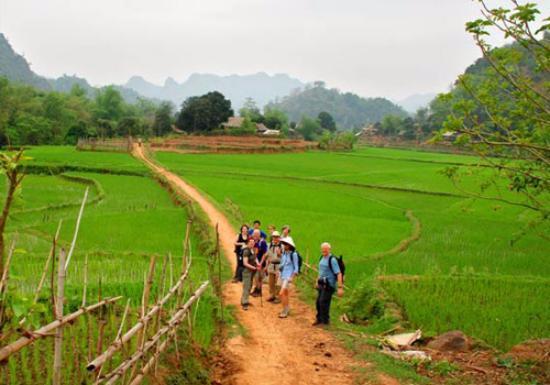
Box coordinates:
[277,237,299,318]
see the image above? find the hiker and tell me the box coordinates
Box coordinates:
[241,238,258,310]
[266,231,283,303]
[248,220,267,239]
[233,224,249,283]
[281,225,293,242]
[278,237,299,318]
[267,224,276,240]
[313,242,344,326]
[251,229,268,297]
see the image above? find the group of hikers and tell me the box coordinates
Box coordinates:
[233,220,344,326]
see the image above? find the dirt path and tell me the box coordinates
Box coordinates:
[133,145,394,385]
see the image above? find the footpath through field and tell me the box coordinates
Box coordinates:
[133,144,399,385]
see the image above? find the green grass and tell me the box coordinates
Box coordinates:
[23,145,148,174]
[154,149,549,349]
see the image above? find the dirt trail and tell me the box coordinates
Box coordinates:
[133,145,393,385]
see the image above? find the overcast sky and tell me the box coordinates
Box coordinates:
[0,0,547,100]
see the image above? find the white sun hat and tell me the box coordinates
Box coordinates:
[280,237,296,249]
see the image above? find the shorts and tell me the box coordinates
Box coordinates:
[280,278,292,290]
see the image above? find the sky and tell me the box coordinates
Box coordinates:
[0,0,546,100]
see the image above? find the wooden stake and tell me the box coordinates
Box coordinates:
[87,259,192,372]
[33,220,62,305]
[182,220,191,273]
[101,282,209,385]
[6,301,135,363]
[53,248,66,385]
[168,252,174,290]
[64,187,89,271]
[82,254,89,307]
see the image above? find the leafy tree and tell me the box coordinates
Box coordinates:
[65,121,89,144]
[263,108,288,130]
[153,101,174,136]
[93,86,124,122]
[297,116,321,141]
[380,115,404,136]
[116,117,140,137]
[176,91,233,132]
[318,111,336,132]
[434,0,549,235]
[239,97,263,123]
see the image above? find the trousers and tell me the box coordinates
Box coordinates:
[241,269,254,305]
[315,285,335,324]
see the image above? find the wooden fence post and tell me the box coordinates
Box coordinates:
[53,248,66,385]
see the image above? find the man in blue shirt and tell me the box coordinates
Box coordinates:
[248,220,267,239]
[314,242,344,326]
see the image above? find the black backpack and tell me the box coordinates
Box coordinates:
[321,255,346,282]
[291,251,303,274]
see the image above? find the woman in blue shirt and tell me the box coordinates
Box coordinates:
[278,237,299,318]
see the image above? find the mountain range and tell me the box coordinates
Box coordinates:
[1,32,420,127]
[396,93,437,113]
[0,33,146,103]
[124,73,304,109]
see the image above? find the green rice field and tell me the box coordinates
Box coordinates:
[154,147,549,350]
[0,148,220,384]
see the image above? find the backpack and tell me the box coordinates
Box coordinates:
[290,251,303,274]
[321,255,346,283]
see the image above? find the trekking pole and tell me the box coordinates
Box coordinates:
[259,269,263,307]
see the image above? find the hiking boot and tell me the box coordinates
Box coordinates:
[266,297,275,302]
[242,304,249,311]
[312,321,328,328]
[272,298,281,304]
[278,308,290,318]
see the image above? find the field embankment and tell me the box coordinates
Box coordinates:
[150,135,317,153]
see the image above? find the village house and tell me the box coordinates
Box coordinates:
[221,117,280,136]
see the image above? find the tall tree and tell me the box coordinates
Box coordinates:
[153,101,174,136]
[317,111,336,132]
[176,91,233,132]
[239,97,263,122]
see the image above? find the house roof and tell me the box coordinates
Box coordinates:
[256,123,268,132]
[221,116,245,128]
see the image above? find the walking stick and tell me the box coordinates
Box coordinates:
[259,268,263,307]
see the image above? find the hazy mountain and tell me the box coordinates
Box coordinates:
[125,72,305,109]
[0,33,147,104]
[0,33,51,90]
[397,93,437,113]
[266,82,408,130]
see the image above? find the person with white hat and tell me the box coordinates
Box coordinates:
[266,231,283,303]
[277,236,299,318]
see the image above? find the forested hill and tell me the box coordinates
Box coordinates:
[0,33,51,89]
[125,72,305,109]
[427,34,549,131]
[266,82,408,130]
[0,33,147,104]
